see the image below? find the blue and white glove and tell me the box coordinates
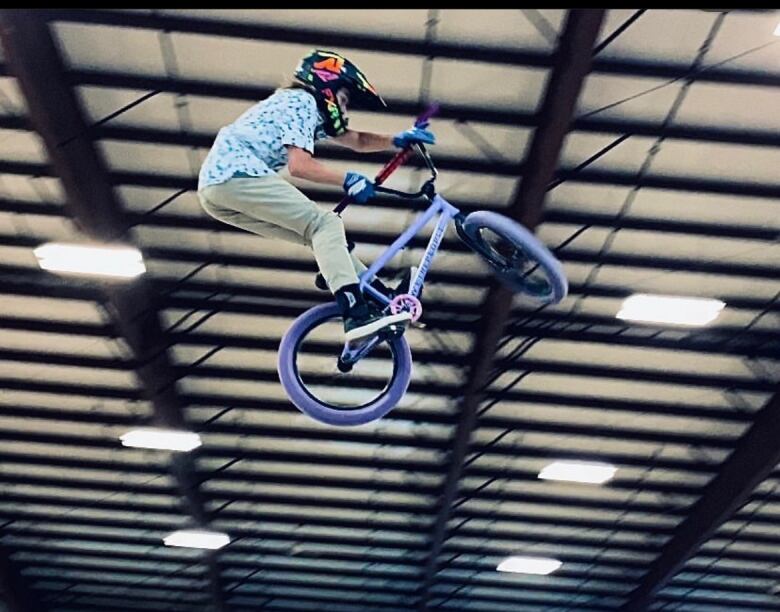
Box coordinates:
[392,126,436,149]
[343,171,375,204]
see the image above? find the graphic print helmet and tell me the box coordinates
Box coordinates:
[294,50,386,136]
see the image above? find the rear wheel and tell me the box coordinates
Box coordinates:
[277,303,412,426]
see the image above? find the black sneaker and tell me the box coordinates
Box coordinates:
[344,310,412,342]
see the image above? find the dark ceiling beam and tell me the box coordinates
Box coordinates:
[0,342,770,393]
[84,118,780,163]
[0,425,734,478]
[20,560,204,583]
[3,190,777,243]
[0,441,740,507]
[20,557,420,585]
[0,445,720,504]
[34,583,208,605]
[0,305,775,362]
[139,203,780,243]
[159,278,775,315]
[32,575,414,601]
[113,165,780,202]
[440,554,780,583]
[0,260,774,317]
[36,595,212,612]
[37,9,780,88]
[0,10,225,612]
[143,242,780,281]
[185,388,760,425]
[2,228,778,282]
[6,146,780,201]
[0,510,428,553]
[0,449,438,487]
[163,285,777,319]
[653,592,780,611]
[9,543,647,584]
[622,389,780,610]
[418,10,606,609]
[2,488,686,540]
[180,357,777,393]
[3,513,669,564]
[0,492,433,536]
[14,523,780,579]
[0,484,431,520]
[3,69,778,149]
[2,461,752,517]
[175,324,780,360]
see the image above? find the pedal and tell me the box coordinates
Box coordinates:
[411,320,426,329]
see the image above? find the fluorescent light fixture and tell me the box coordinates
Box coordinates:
[497,556,562,575]
[539,460,617,484]
[163,529,230,550]
[34,242,145,278]
[616,293,725,326]
[774,21,780,36]
[120,428,202,452]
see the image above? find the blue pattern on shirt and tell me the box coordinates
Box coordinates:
[198,88,328,189]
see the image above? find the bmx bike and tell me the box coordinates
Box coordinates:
[278,106,567,426]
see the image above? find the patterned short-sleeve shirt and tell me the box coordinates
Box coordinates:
[198,88,328,190]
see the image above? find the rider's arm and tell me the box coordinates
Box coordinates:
[287,146,347,186]
[331,130,394,153]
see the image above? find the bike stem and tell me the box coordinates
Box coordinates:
[332,103,440,215]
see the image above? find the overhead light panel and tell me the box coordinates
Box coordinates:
[163,529,230,550]
[616,294,725,326]
[497,556,562,575]
[34,242,146,278]
[120,428,202,452]
[539,461,617,484]
[774,20,780,36]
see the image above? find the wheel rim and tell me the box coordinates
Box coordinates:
[477,227,554,298]
[292,313,399,411]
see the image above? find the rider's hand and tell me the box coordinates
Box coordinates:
[343,171,376,204]
[392,126,436,149]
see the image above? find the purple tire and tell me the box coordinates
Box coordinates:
[461,210,568,304]
[277,303,413,427]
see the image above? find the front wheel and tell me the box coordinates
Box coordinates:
[277,303,412,426]
[459,211,568,304]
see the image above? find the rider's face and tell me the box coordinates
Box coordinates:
[336,88,350,117]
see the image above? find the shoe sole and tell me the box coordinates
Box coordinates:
[345,312,413,343]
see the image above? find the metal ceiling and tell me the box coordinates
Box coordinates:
[0,7,778,612]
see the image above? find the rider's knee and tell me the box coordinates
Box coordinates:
[308,211,346,242]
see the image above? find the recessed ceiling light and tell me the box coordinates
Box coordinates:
[34,242,145,278]
[163,529,230,550]
[539,461,617,484]
[120,428,202,452]
[497,556,562,575]
[616,294,725,326]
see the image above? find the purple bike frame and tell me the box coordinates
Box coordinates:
[360,194,460,306]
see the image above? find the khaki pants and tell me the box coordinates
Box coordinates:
[198,175,367,293]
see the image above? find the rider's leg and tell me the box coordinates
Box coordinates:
[198,177,410,340]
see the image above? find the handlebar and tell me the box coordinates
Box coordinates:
[333,103,440,215]
[414,102,440,128]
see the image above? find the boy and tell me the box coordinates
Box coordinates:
[198,50,435,341]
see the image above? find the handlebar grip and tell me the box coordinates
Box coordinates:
[414,102,440,128]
